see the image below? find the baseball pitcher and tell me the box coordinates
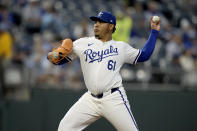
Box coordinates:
[47,11,160,131]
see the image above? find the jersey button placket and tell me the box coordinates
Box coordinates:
[94,42,103,94]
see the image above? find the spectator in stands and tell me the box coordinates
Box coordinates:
[0,4,13,30]
[112,10,133,43]
[179,49,195,72]
[0,24,13,60]
[165,33,184,64]
[73,19,93,39]
[23,0,41,34]
[0,23,13,98]
[180,49,197,88]
[41,1,62,33]
[130,2,147,38]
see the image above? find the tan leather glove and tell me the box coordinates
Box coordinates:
[47,38,73,65]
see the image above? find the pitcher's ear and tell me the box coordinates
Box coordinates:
[110,24,115,33]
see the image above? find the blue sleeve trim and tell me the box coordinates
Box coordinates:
[133,50,141,64]
[137,29,159,62]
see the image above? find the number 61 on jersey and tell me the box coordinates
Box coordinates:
[107,60,116,71]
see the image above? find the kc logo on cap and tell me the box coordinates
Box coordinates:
[98,12,103,17]
[90,11,116,25]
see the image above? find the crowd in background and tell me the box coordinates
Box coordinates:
[0,0,196,99]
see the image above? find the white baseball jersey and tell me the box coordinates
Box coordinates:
[68,37,141,95]
[58,37,141,131]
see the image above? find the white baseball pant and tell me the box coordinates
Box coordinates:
[58,87,139,131]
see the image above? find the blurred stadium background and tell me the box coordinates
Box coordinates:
[0,0,196,131]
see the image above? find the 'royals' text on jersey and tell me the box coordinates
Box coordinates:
[68,37,140,95]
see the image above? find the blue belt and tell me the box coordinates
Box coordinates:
[91,87,119,98]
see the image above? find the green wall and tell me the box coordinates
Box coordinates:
[0,89,197,131]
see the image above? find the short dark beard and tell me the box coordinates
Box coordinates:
[95,34,101,39]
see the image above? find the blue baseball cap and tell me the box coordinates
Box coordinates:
[90,11,116,25]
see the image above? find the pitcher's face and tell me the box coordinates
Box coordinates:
[94,20,112,39]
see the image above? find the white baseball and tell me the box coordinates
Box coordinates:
[152,16,160,22]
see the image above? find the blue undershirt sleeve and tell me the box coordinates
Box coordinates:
[137,29,159,62]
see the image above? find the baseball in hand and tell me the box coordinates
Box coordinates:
[152,16,160,22]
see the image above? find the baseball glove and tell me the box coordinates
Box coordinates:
[47,38,73,65]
